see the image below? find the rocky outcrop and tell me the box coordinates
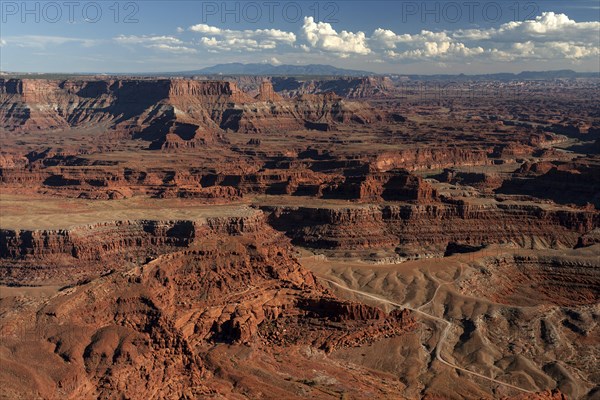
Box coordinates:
[502,389,568,400]
[266,202,599,257]
[222,92,384,134]
[435,169,504,192]
[0,208,266,285]
[322,169,437,202]
[272,76,395,98]
[0,159,436,202]
[483,252,600,306]
[373,148,491,172]
[0,78,386,142]
[254,80,282,102]
[0,220,415,399]
[576,228,600,248]
[499,157,600,208]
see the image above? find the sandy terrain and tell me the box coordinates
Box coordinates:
[0,193,254,230]
[299,246,599,399]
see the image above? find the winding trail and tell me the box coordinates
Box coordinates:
[320,276,535,395]
[417,265,462,312]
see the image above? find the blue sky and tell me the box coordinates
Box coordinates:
[1,0,599,73]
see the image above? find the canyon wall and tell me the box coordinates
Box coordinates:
[0,160,434,201]
[271,76,395,98]
[0,78,385,144]
[0,222,416,399]
[0,208,266,285]
[265,202,599,256]
[499,157,600,208]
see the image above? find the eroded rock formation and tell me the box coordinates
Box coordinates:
[0,78,385,144]
[1,75,599,399]
[266,201,598,257]
[0,216,415,399]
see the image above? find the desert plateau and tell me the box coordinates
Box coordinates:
[0,73,597,399]
[1,2,599,398]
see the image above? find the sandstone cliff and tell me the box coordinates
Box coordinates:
[0,78,386,145]
[0,208,271,285]
[0,216,416,399]
[265,201,599,257]
[272,76,395,98]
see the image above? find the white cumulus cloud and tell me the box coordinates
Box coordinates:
[114,12,599,65]
[372,29,484,60]
[189,24,296,52]
[301,17,371,56]
[372,12,598,62]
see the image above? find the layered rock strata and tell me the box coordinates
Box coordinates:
[265,202,599,256]
[0,219,416,399]
[0,78,385,143]
[0,209,265,285]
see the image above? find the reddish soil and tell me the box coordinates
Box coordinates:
[0,76,598,399]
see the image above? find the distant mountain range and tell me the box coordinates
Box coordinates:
[172,65,599,80]
[175,63,374,77]
[400,69,600,81]
[3,65,599,81]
